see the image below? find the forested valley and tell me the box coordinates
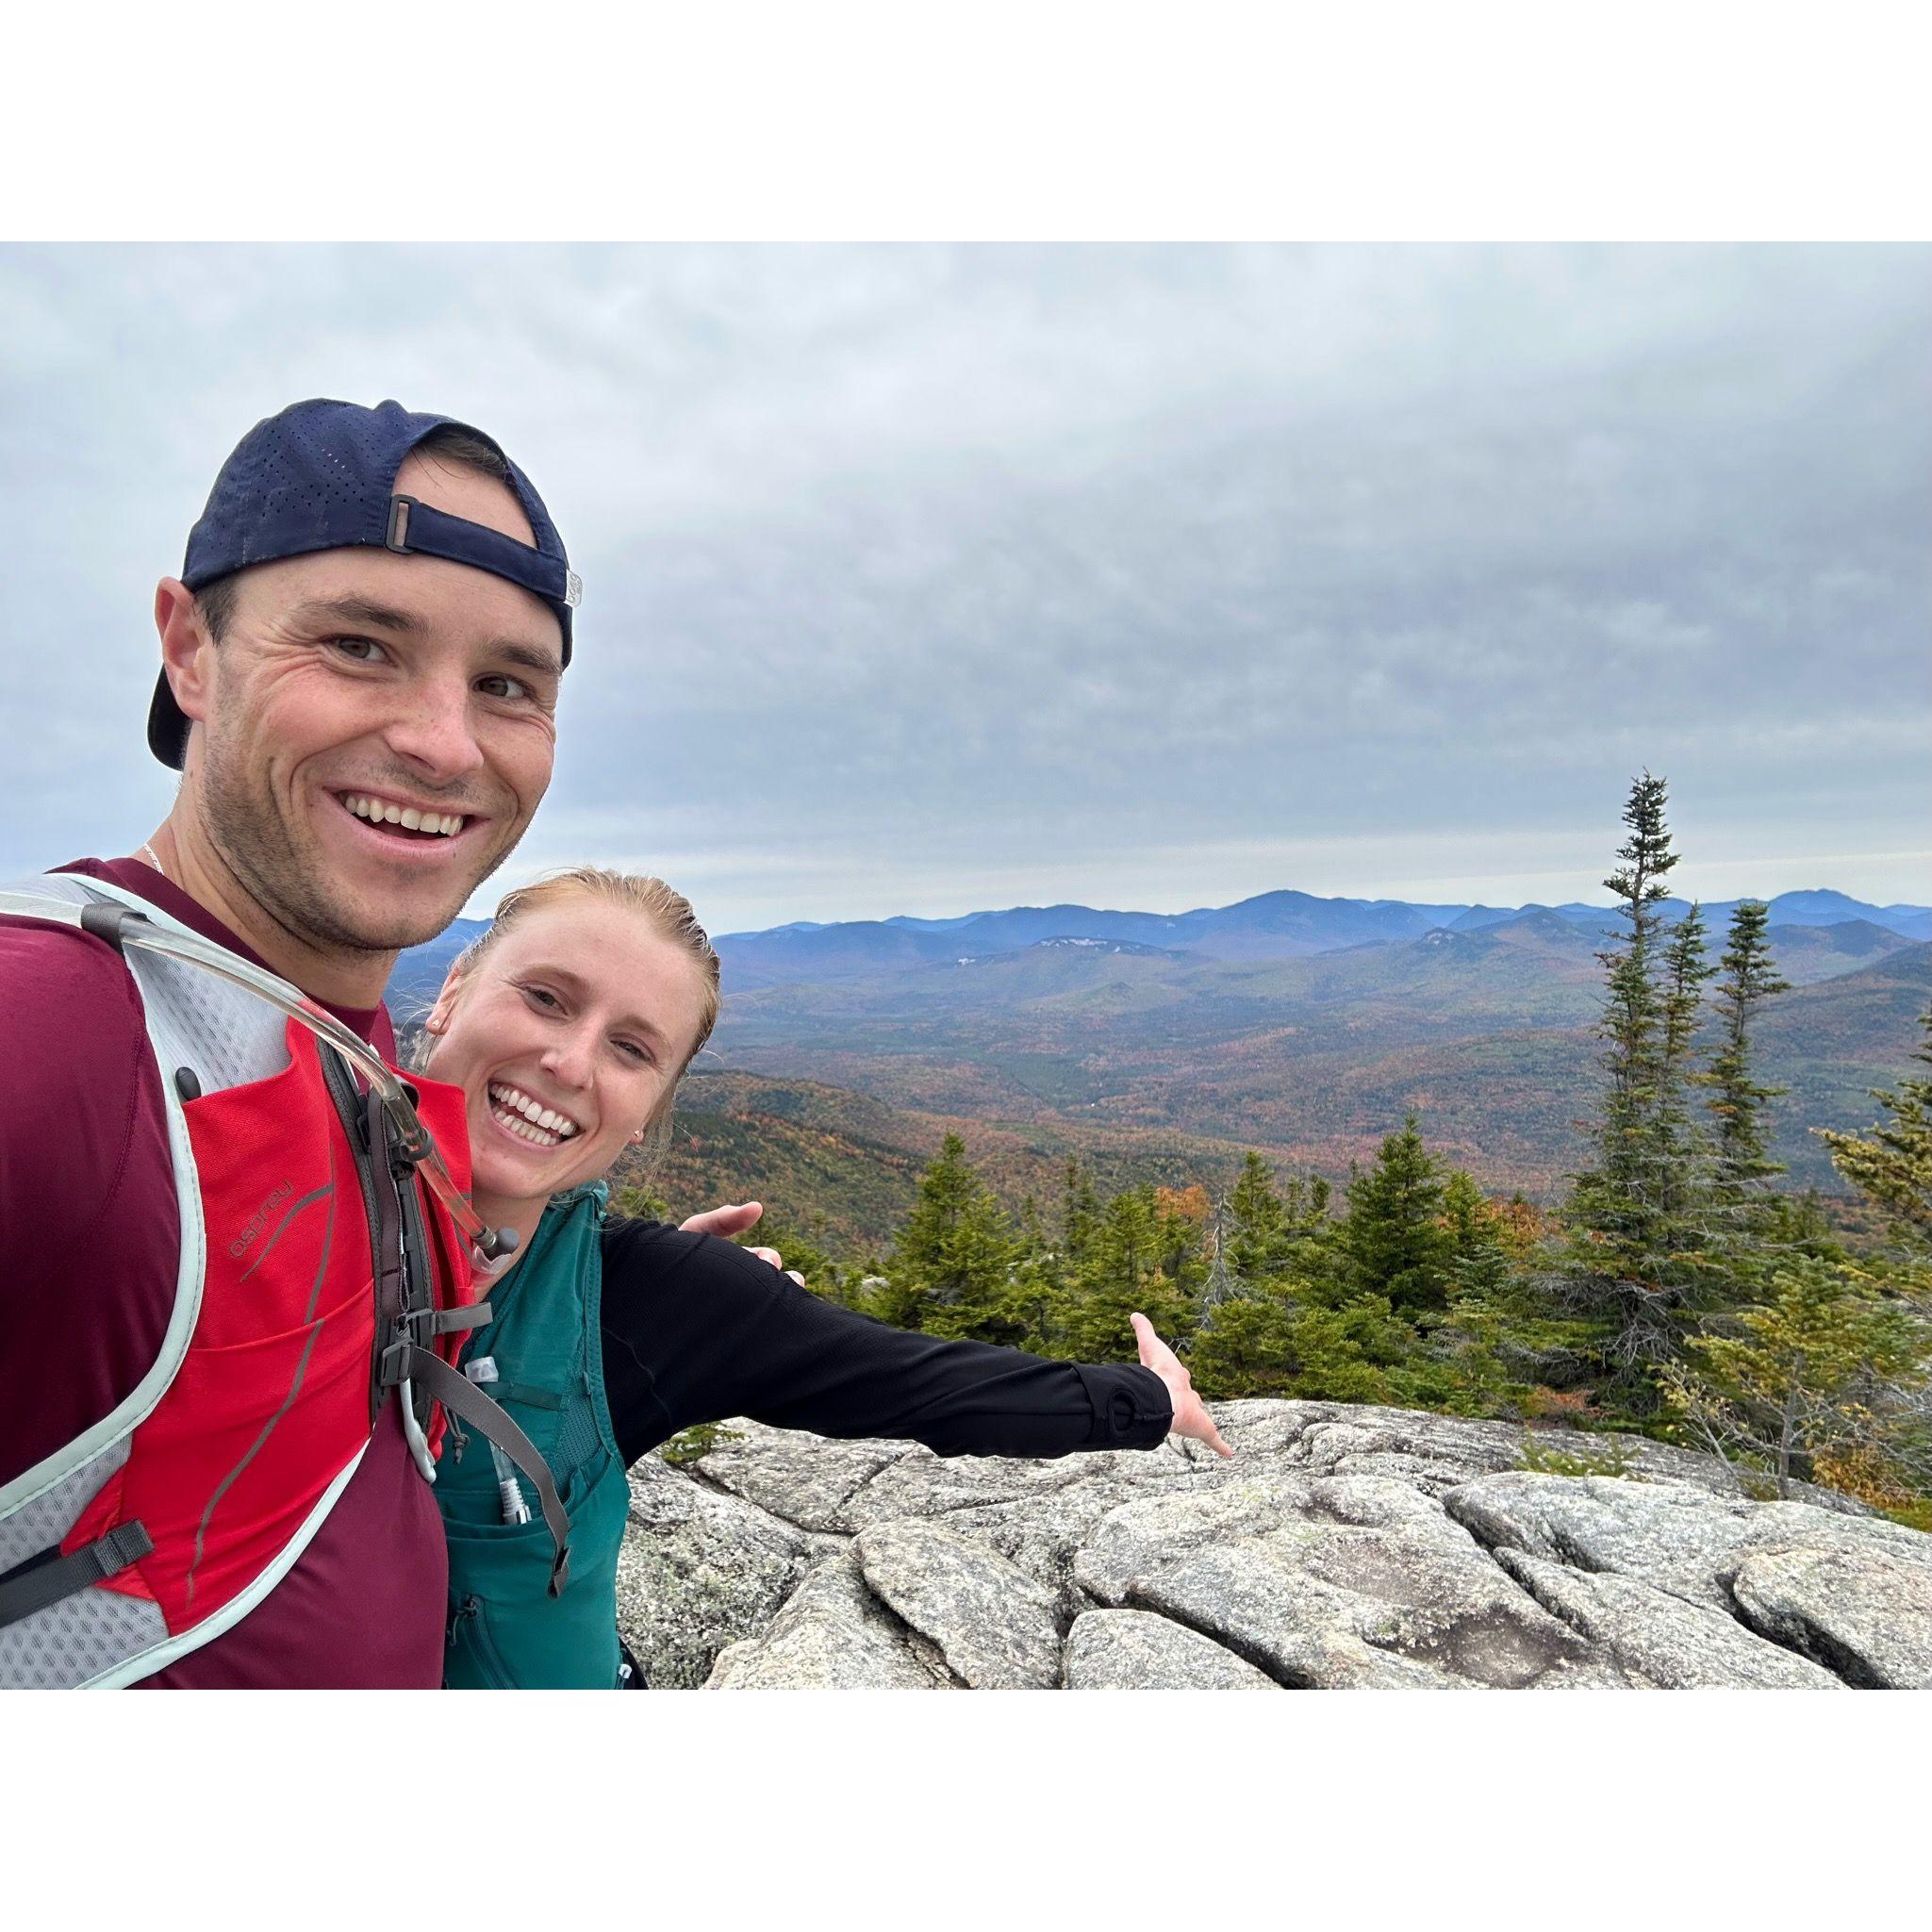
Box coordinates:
[618,775,1932,1527]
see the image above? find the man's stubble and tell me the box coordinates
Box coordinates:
[193,718,517,964]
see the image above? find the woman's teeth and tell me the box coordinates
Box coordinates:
[344,794,466,836]
[488,1082,581,1148]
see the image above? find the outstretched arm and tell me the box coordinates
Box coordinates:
[600,1218,1185,1467]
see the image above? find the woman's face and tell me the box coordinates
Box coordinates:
[423,896,712,1205]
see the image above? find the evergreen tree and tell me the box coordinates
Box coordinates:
[1575,769,1680,1261]
[1557,774,1718,1417]
[1662,1257,1928,1498]
[1225,1151,1290,1284]
[1816,1000,1932,1244]
[1653,900,1716,1228]
[609,1181,674,1222]
[1404,1170,1514,1415]
[878,1134,1020,1343]
[1060,1158,1099,1265]
[1186,1289,1300,1397]
[1339,1115,1450,1315]
[1060,1186,1196,1361]
[1282,1295,1408,1404]
[1807,1005,1932,1516]
[1701,900,1792,1222]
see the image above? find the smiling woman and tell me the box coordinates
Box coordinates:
[414,866,1226,1689]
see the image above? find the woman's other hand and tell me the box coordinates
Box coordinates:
[1130,1312,1232,1458]
[678,1201,804,1282]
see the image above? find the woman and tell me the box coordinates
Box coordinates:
[418,867,1230,1688]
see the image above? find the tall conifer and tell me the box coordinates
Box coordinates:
[1339,1115,1450,1315]
[1560,774,1719,1415]
[880,1133,1018,1340]
[1702,900,1792,1219]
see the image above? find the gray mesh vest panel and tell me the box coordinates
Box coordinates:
[0,874,313,1687]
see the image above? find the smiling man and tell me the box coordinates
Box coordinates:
[0,401,581,1687]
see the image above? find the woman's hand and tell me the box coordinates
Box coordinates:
[1131,1312,1232,1458]
[679,1200,803,1282]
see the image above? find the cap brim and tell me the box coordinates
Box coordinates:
[147,669,189,770]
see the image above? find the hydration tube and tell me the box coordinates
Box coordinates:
[2,893,519,1266]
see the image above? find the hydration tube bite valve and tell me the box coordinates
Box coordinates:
[479,1224,521,1264]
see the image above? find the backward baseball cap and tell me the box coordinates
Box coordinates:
[150,397,581,769]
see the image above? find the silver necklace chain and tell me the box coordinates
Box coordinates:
[140,841,167,881]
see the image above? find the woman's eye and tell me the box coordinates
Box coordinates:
[520,984,562,1011]
[616,1040,652,1065]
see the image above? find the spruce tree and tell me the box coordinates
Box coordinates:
[1060,1186,1196,1361]
[1558,774,1718,1418]
[1225,1151,1290,1284]
[1186,1290,1299,1397]
[1060,1158,1099,1265]
[1339,1115,1450,1315]
[1807,1001,1932,1513]
[1585,769,1680,1252]
[1701,900,1792,1223]
[879,1134,1019,1342]
[1817,1000,1932,1244]
[1417,1170,1518,1416]
[1662,1257,1928,1499]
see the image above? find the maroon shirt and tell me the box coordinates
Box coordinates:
[0,857,448,1687]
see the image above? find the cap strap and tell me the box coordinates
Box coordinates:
[386,494,583,616]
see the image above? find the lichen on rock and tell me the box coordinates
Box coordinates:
[614,1398,1931,1690]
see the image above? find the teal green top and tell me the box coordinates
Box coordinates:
[437,1183,634,1689]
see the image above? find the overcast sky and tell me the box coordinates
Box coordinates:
[2,244,1925,933]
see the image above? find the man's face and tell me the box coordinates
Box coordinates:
[183,452,564,958]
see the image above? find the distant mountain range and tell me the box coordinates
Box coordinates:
[388,885,1932,1008]
[708,887,1932,991]
[387,883,1932,1210]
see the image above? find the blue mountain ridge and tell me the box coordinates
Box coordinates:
[388,886,1932,1004]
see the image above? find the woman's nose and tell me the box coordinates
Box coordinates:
[539,1029,595,1087]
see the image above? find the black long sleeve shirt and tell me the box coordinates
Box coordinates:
[597,1217,1174,1469]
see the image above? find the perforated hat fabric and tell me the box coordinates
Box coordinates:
[149,398,576,768]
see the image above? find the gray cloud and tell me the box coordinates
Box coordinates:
[2,243,1925,933]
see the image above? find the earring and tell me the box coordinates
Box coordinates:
[629,1129,645,1143]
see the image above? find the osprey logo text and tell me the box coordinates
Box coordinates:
[229,1181,296,1260]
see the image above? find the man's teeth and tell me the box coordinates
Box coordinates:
[487,1082,580,1147]
[343,794,466,836]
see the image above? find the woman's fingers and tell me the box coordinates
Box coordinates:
[1128,1313,1232,1457]
[679,1200,766,1239]
[1130,1311,1175,1370]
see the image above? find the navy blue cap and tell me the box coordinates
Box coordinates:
[150,398,579,768]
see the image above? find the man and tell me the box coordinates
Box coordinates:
[1,396,1202,1690]
[0,399,586,1686]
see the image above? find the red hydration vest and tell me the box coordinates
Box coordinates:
[0,875,561,1688]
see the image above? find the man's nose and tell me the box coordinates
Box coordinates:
[382,672,486,784]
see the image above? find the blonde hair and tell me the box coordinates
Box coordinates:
[433,867,721,1172]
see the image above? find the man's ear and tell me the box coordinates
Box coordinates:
[155,578,215,737]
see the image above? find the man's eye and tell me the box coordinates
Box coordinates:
[478,673,533,701]
[330,636,388,663]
